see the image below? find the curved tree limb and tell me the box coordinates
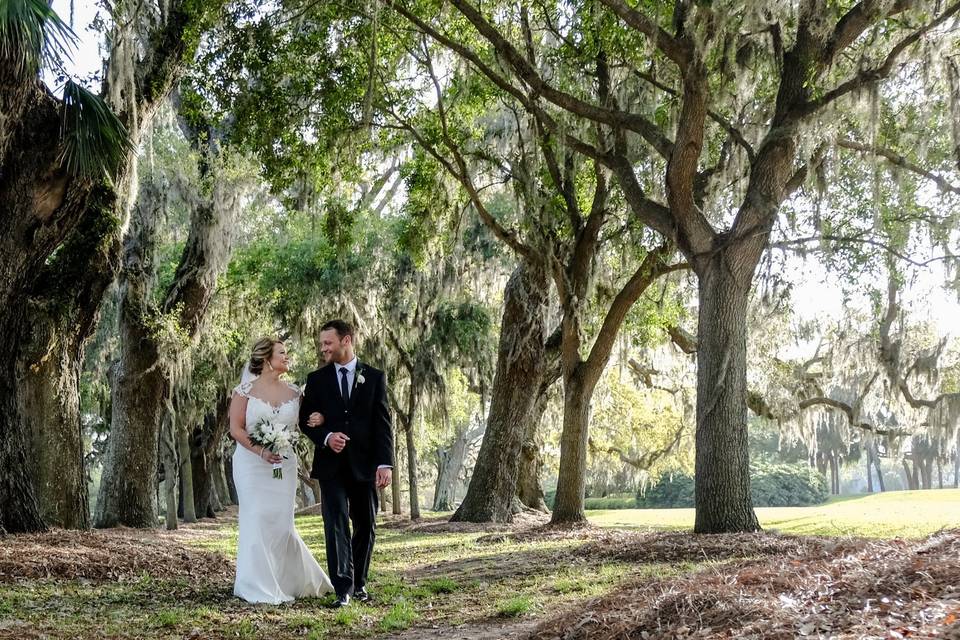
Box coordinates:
[798,0,960,117]
[836,137,960,196]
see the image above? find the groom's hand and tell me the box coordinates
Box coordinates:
[376,467,392,489]
[328,432,349,453]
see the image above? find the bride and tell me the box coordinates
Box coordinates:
[229,337,333,603]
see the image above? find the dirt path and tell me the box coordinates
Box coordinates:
[382,617,542,640]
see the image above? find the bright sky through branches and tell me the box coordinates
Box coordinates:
[51,0,960,343]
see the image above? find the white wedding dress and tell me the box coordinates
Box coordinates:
[232,380,333,604]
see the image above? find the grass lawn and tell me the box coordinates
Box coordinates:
[2,489,958,639]
[587,487,960,538]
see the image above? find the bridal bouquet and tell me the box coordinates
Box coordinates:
[249,418,299,479]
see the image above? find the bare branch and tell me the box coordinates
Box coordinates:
[585,246,688,388]
[795,396,911,437]
[821,0,913,67]
[836,137,960,196]
[588,422,685,471]
[768,235,957,268]
[879,277,960,410]
[666,324,697,354]
[442,0,676,159]
[798,0,960,116]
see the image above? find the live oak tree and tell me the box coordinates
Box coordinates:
[0,0,223,533]
[379,24,686,524]
[378,152,496,518]
[387,0,960,531]
[95,98,252,528]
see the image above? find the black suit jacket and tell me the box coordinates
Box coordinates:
[299,361,394,482]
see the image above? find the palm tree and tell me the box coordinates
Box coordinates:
[0,0,221,534]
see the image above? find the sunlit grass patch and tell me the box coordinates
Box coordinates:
[333,605,361,626]
[421,577,459,594]
[148,608,183,628]
[588,488,960,538]
[285,613,325,633]
[497,595,534,617]
[379,599,417,631]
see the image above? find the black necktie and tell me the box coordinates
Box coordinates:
[340,367,349,401]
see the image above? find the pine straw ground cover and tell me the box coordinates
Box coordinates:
[0,514,958,639]
[525,528,960,639]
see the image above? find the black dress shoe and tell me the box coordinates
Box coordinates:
[354,588,371,603]
[331,593,351,608]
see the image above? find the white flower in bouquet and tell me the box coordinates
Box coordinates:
[249,418,300,479]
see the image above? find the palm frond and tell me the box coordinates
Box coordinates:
[60,81,135,180]
[0,0,76,75]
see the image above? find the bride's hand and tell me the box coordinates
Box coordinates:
[259,447,282,464]
[307,412,325,428]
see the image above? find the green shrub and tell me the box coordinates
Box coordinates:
[750,461,829,506]
[637,473,695,508]
[545,489,556,509]
[584,496,638,509]
[637,464,829,508]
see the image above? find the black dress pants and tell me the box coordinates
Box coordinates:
[320,467,377,596]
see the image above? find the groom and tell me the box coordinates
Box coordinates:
[300,319,393,608]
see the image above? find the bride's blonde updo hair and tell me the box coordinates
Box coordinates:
[248,337,282,375]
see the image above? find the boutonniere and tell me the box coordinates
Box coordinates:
[356,368,366,385]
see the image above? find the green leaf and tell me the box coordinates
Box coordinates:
[59,81,135,180]
[0,0,75,75]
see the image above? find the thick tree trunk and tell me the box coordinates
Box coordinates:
[902,458,919,490]
[516,374,556,512]
[868,440,885,492]
[874,454,886,492]
[193,397,230,517]
[95,177,168,528]
[920,455,933,490]
[551,372,592,524]
[18,176,127,531]
[20,317,89,529]
[433,423,482,511]
[516,440,548,512]
[0,0,225,534]
[96,129,238,527]
[96,313,166,527]
[433,448,454,511]
[211,445,231,508]
[452,262,548,522]
[0,91,117,534]
[161,419,178,530]
[693,260,761,533]
[866,448,873,493]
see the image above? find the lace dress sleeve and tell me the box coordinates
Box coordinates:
[233,380,254,398]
